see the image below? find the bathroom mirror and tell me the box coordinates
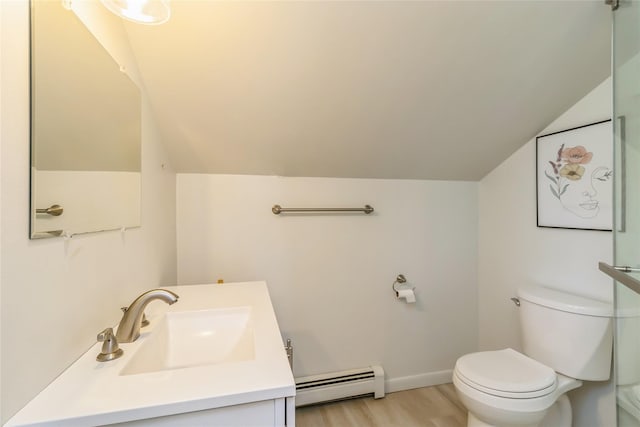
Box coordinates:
[30,0,141,239]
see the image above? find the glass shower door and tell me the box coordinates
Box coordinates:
[612,0,640,425]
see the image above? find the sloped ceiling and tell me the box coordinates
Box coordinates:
[124,0,611,180]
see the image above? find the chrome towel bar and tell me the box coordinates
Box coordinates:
[272,204,374,215]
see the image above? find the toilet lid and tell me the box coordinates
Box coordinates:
[455,348,557,398]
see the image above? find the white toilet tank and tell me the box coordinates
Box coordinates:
[517,285,613,381]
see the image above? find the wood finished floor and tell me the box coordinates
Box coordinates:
[295,383,467,427]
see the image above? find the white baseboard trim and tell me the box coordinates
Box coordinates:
[384,369,453,394]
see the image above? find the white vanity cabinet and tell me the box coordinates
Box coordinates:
[6,282,296,427]
[112,397,296,427]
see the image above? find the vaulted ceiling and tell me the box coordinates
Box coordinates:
[124,0,611,180]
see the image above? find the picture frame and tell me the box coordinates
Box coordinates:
[536,119,613,231]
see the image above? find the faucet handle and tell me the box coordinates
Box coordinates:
[96,327,124,362]
[121,306,150,327]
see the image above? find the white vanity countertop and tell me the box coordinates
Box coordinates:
[5,281,295,426]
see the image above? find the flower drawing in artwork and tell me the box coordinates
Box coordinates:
[559,164,585,181]
[561,145,593,164]
[544,143,611,219]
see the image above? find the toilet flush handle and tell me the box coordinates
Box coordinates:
[510,297,520,307]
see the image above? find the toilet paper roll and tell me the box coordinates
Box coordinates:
[397,289,416,303]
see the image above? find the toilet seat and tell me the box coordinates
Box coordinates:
[454,348,557,399]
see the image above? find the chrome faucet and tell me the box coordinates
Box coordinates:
[116,289,179,343]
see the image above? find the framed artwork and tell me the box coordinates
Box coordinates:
[536,119,613,231]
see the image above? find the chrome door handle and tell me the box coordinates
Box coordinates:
[612,266,640,273]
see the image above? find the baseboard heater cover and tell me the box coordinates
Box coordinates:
[295,365,385,407]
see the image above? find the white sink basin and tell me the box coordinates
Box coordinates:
[6,282,295,427]
[121,306,255,375]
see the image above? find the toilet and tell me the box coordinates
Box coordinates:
[453,285,613,427]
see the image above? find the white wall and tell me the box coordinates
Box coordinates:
[478,78,615,427]
[0,1,176,422]
[177,175,478,390]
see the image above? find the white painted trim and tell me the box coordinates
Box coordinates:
[385,369,453,393]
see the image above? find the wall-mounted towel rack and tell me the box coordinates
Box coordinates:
[272,204,374,215]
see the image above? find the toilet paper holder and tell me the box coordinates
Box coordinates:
[392,274,415,296]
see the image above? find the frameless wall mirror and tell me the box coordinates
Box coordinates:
[30,0,141,239]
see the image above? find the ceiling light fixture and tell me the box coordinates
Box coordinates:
[101,0,170,25]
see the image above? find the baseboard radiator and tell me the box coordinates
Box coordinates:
[295,365,385,407]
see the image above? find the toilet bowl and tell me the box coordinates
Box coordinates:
[453,349,581,427]
[453,286,613,427]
